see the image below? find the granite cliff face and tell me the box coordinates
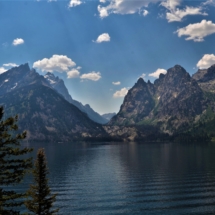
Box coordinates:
[108,65,214,136]
[0,64,106,142]
[192,64,215,93]
[44,72,108,124]
[110,78,155,125]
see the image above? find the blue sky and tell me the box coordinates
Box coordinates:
[0,0,215,114]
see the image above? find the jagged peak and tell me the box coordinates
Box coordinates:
[135,78,146,87]
[44,72,61,82]
[166,65,190,79]
[12,63,30,71]
[168,65,186,73]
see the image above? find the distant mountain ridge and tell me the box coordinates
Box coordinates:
[0,64,107,142]
[44,72,108,124]
[102,113,116,121]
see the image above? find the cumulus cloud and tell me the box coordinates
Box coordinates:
[149,68,167,78]
[12,38,24,46]
[112,81,121,85]
[94,33,110,43]
[68,0,82,7]
[113,87,128,98]
[167,7,207,22]
[80,72,101,81]
[33,55,76,72]
[197,54,215,69]
[161,0,207,22]
[3,63,18,67]
[160,0,181,11]
[143,10,149,16]
[176,20,215,42]
[0,67,6,74]
[98,0,160,18]
[67,68,80,79]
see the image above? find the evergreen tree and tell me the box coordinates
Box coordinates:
[0,106,33,215]
[25,148,58,215]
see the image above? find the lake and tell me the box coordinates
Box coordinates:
[18,142,215,214]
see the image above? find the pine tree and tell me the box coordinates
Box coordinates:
[0,106,33,214]
[25,148,58,215]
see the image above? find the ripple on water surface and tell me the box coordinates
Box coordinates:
[18,142,215,214]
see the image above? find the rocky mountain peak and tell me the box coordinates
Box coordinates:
[136,77,145,84]
[192,64,215,83]
[110,64,207,133]
[109,76,155,125]
[166,65,189,79]
[192,64,215,92]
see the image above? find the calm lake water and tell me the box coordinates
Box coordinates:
[17,142,215,214]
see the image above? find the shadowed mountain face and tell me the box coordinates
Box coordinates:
[44,72,108,124]
[0,64,106,142]
[109,65,213,135]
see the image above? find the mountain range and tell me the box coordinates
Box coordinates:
[44,72,108,124]
[105,64,215,141]
[0,63,215,142]
[0,64,107,142]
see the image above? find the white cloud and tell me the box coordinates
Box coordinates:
[112,81,121,85]
[197,54,215,69]
[33,55,76,72]
[3,63,18,67]
[176,20,215,42]
[68,0,82,7]
[160,0,181,11]
[203,0,215,6]
[98,5,109,18]
[166,7,207,22]
[149,68,167,78]
[67,68,80,79]
[12,38,24,46]
[140,73,146,78]
[113,87,128,98]
[161,0,207,22]
[80,72,101,81]
[143,10,149,16]
[100,0,106,2]
[48,0,57,2]
[94,33,110,43]
[98,0,160,18]
[0,67,6,74]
